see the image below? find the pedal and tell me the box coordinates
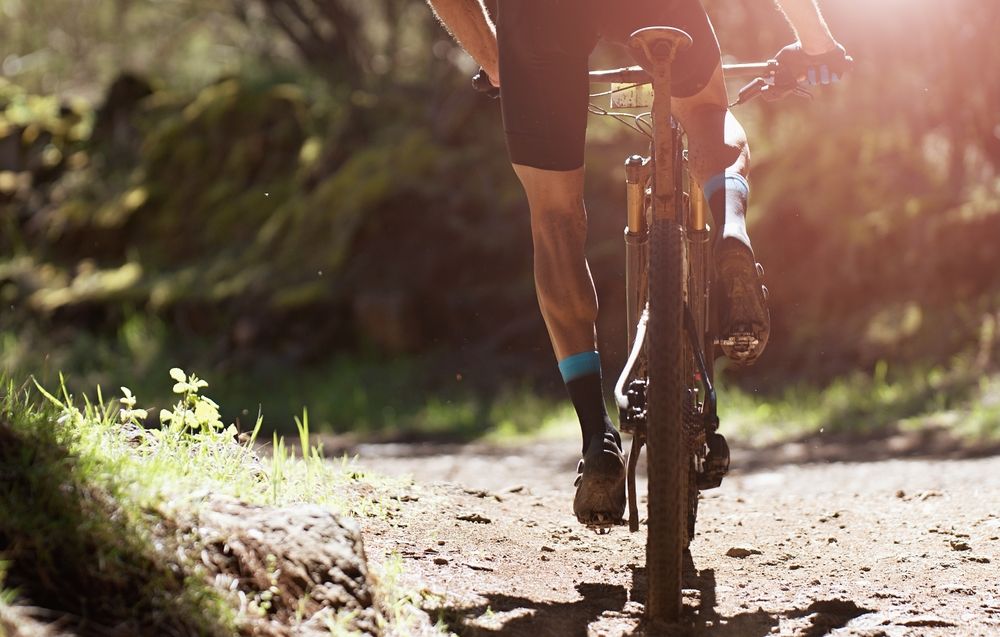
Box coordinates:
[587,522,618,535]
[717,333,761,361]
[697,432,730,490]
[583,512,623,533]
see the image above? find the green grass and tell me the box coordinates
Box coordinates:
[718,357,1000,446]
[1,315,573,442]
[0,370,444,635]
[0,376,237,635]
[7,306,1000,455]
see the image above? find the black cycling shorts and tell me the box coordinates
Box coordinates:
[497,0,721,171]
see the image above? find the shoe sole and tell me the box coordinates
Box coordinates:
[716,243,770,365]
[573,437,626,530]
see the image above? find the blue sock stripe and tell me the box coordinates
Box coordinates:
[702,171,749,202]
[558,351,601,383]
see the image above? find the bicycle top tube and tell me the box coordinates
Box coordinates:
[589,61,775,85]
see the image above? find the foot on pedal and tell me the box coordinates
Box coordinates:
[716,239,770,365]
[573,432,626,530]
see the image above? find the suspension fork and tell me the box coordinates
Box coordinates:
[624,155,651,348]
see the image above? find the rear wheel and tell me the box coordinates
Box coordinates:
[645,220,689,621]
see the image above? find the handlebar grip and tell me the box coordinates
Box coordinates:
[472,68,500,99]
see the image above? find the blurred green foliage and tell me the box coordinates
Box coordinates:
[2,0,1000,438]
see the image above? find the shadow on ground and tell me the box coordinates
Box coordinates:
[735,424,1000,473]
[438,552,872,636]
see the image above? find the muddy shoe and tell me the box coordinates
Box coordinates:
[573,432,626,530]
[716,239,770,365]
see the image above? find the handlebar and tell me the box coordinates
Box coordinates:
[472,61,780,103]
[587,60,777,84]
[473,56,846,106]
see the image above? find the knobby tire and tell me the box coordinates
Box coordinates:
[646,220,689,621]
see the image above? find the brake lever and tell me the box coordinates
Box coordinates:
[730,77,769,107]
[761,82,813,102]
[791,84,813,100]
[732,77,813,106]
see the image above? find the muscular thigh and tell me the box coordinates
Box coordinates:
[496,0,722,171]
[497,0,596,171]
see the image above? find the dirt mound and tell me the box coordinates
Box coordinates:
[179,495,381,636]
[0,409,391,637]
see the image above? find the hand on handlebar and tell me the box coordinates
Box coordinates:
[770,41,852,95]
[472,68,500,99]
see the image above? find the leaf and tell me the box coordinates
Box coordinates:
[169,368,186,382]
[120,386,133,399]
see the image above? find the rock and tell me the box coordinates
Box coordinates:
[456,513,492,524]
[726,546,763,558]
[901,615,955,627]
[0,603,62,637]
[950,539,971,551]
[180,495,381,635]
[463,562,494,572]
[433,557,449,565]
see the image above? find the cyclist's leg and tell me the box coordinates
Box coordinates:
[511,165,596,361]
[673,63,752,244]
[674,74,746,176]
[673,63,770,363]
[601,0,768,362]
[498,0,610,417]
[498,0,625,525]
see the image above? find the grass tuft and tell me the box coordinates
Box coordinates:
[0,369,437,635]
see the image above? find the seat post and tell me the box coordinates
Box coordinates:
[628,27,693,224]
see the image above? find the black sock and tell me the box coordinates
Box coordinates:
[565,372,621,455]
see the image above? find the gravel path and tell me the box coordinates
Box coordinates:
[348,436,1000,636]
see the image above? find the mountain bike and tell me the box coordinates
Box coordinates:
[591,28,779,622]
[476,27,786,623]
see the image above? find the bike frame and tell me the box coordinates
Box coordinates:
[589,28,766,622]
[573,32,777,620]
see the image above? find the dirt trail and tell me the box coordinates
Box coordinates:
[347,435,1000,636]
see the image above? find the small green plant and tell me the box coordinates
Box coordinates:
[118,386,148,424]
[159,367,231,436]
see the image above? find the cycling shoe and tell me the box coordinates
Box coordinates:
[716,238,770,365]
[573,432,626,529]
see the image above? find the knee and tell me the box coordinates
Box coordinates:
[685,108,749,179]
